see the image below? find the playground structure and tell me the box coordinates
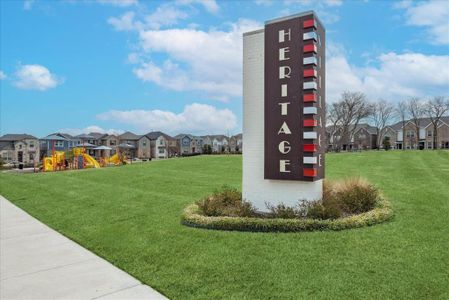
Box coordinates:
[42,140,131,172]
[43,147,101,172]
[102,153,129,166]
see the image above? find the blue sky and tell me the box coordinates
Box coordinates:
[1,0,448,137]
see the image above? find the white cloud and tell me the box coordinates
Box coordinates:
[0,71,6,80]
[14,64,62,91]
[326,44,449,103]
[96,103,237,135]
[108,5,188,31]
[108,11,141,31]
[133,19,261,100]
[145,4,189,29]
[23,0,34,10]
[59,126,124,136]
[397,0,449,45]
[176,0,219,14]
[96,0,138,7]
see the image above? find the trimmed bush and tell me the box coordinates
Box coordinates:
[181,198,393,232]
[183,178,393,232]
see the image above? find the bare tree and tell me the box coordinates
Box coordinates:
[371,100,395,149]
[327,102,344,151]
[336,91,372,151]
[407,97,424,149]
[396,101,408,150]
[424,96,449,149]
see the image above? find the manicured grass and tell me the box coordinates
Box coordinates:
[1,151,448,299]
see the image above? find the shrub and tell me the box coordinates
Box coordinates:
[181,197,393,233]
[334,177,379,214]
[266,203,298,219]
[304,200,342,220]
[196,185,256,217]
[196,178,381,222]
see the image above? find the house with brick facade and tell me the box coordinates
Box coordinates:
[391,116,449,150]
[326,124,378,151]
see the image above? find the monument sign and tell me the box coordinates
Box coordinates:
[243,11,325,211]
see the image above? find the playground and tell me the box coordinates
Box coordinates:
[41,143,130,172]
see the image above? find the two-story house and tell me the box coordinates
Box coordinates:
[392,116,449,150]
[208,135,229,153]
[117,131,140,158]
[144,131,177,159]
[326,124,377,151]
[229,134,243,153]
[0,134,40,165]
[175,134,203,155]
[40,133,74,158]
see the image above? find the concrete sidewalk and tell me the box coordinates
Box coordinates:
[0,196,167,300]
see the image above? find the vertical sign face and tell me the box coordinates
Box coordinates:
[264,13,325,181]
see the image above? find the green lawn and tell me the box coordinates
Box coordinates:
[1,151,448,299]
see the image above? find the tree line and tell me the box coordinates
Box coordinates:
[327,92,449,151]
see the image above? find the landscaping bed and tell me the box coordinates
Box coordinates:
[182,179,393,232]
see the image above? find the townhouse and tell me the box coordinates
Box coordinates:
[144,131,178,159]
[326,124,378,151]
[390,116,449,150]
[0,134,40,165]
[175,134,204,155]
[229,134,243,153]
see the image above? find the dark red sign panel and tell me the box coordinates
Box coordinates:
[264,13,325,181]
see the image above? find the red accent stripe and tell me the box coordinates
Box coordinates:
[303,43,317,53]
[303,119,317,127]
[303,19,316,29]
[303,93,317,102]
[304,144,317,152]
[303,69,317,78]
[303,168,317,177]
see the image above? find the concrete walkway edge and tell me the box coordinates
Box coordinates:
[0,195,168,300]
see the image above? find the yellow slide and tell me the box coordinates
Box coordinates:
[108,153,121,165]
[83,153,100,168]
[43,157,54,172]
[43,151,65,171]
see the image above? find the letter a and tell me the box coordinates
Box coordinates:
[278,122,291,135]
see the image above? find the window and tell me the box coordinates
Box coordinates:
[142,140,147,146]
[427,130,433,137]
[19,144,22,149]
[159,148,165,154]
[110,140,116,146]
[427,142,432,149]
[55,141,64,147]
[29,153,34,161]
[29,142,34,148]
